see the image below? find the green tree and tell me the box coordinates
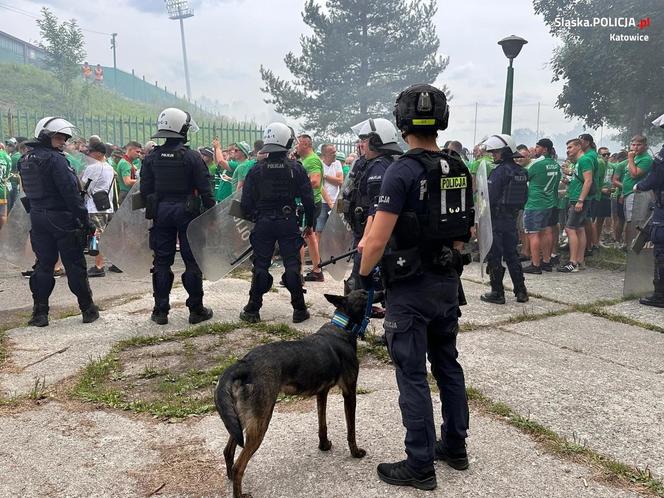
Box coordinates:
[260,0,448,135]
[36,7,86,89]
[533,0,663,140]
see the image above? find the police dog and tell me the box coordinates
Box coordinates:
[214,289,383,498]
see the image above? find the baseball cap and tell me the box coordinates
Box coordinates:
[5,137,17,146]
[234,141,251,157]
[536,138,553,150]
[199,146,214,158]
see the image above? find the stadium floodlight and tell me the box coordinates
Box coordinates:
[165,0,193,100]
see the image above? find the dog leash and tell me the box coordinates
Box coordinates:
[351,288,374,340]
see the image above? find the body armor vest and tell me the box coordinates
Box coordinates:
[153,146,190,196]
[500,162,528,210]
[18,151,47,200]
[255,158,297,211]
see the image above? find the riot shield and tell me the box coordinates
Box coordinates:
[319,197,355,281]
[0,195,34,269]
[186,191,254,281]
[475,159,493,279]
[99,181,152,276]
[624,191,655,297]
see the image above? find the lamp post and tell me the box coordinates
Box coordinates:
[498,35,527,135]
[165,0,193,101]
[110,33,117,91]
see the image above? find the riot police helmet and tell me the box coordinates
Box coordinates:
[260,122,296,154]
[483,133,522,159]
[393,84,449,136]
[358,118,402,154]
[34,117,78,143]
[151,108,199,140]
[652,113,664,128]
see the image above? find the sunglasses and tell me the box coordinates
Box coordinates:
[600,152,610,156]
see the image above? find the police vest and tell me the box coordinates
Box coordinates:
[500,162,528,210]
[406,148,473,242]
[18,151,48,200]
[152,145,190,196]
[340,155,393,231]
[254,158,297,211]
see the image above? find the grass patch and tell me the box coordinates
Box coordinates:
[576,306,664,335]
[358,332,391,364]
[71,321,305,419]
[584,246,627,271]
[467,386,664,496]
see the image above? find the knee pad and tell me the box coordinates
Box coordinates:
[252,269,274,295]
[281,270,301,294]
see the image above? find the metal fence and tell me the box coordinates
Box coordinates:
[0,109,358,154]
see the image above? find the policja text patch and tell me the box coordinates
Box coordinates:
[440,177,468,190]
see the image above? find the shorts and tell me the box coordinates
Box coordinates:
[593,197,611,219]
[523,209,551,233]
[624,194,635,222]
[90,213,112,233]
[316,203,332,232]
[583,199,594,221]
[548,207,560,227]
[611,198,625,221]
[566,201,588,229]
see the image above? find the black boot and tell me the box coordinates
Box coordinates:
[639,275,664,308]
[435,440,469,470]
[150,308,169,325]
[240,303,261,323]
[81,304,100,323]
[292,308,310,323]
[481,266,505,304]
[28,302,49,327]
[376,460,437,491]
[514,285,529,303]
[189,306,213,324]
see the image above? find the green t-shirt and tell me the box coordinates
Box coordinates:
[568,154,594,202]
[65,153,84,176]
[301,152,324,204]
[595,158,606,200]
[603,161,616,198]
[231,159,256,193]
[468,155,494,176]
[613,160,626,198]
[215,160,238,202]
[116,158,136,193]
[621,153,653,197]
[0,150,11,201]
[525,156,561,210]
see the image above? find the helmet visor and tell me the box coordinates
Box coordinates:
[350,119,370,138]
[188,117,199,135]
[652,113,664,128]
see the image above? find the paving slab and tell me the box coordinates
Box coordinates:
[0,368,638,497]
[602,299,664,330]
[459,313,664,479]
[461,262,625,305]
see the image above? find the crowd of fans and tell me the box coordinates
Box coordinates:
[0,128,654,280]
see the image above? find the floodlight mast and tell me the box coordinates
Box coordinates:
[165,0,193,101]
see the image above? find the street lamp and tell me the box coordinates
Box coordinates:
[165,0,193,101]
[498,35,527,135]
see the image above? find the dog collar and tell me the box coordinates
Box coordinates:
[331,311,351,330]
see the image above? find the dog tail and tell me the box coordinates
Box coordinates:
[215,363,246,448]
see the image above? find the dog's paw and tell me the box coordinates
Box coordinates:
[319,440,332,451]
[351,448,366,458]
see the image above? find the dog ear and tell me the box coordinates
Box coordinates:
[372,290,385,303]
[324,293,346,310]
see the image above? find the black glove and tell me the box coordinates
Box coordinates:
[359,273,375,291]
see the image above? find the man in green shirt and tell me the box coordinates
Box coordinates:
[523,139,561,273]
[228,141,254,193]
[115,141,142,205]
[621,135,653,248]
[577,134,599,258]
[558,138,594,273]
[0,146,11,229]
[593,147,613,248]
[611,151,628,245]
[297,134,325,282]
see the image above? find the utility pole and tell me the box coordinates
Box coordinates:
[110,33,117,91]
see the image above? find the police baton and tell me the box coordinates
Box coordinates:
[317,249,358,270]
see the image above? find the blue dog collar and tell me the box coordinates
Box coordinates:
[331,311,351,330]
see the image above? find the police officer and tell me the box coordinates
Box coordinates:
[634,112,664,307]
[239,122,315,324]
[18,117,99,327]
[140,108,215,325]
[342,118,401,293]
[360,84,472,491]
[481,134,529,304]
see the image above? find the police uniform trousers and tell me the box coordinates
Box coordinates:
[487,213,526,291]
[248,213,305,311]
[29,209,93,310]
[383,271,469,470]
[150,201,204,312]
[653,221,664,291]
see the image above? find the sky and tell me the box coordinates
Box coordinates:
[0,0,636,150]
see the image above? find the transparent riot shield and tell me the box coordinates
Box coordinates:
[475,159,493,279]
[319,196,355,281]
[186,191,254,281]
[0,195,34,269]
[624,191,655,297]
[99,181,152,276]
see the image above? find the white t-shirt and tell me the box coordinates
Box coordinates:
[81,159,116,214]
[322,160,343,202]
